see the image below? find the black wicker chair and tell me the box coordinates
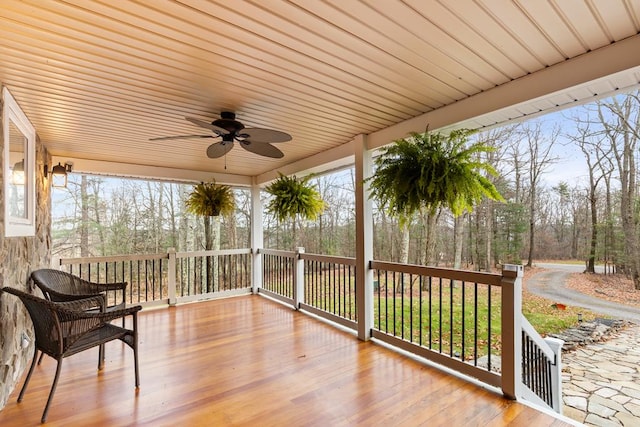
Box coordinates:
[31,268,130,365]
[1,287,141,423]
[30,268,127,312]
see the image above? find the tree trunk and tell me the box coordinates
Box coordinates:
[484,201,493,271]
[422,208,439,266]
[526,187,536,268]
[399,224,410,265]
[227,208,237,249]
[604,176,614,274]
[586,191,597,274]
[80,175,89,257]
[453,214,464,270]
[89,180,105,256]
[292,219,298,248]
[598,95,640,287]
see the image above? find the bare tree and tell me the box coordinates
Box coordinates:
[567,116,613,272]
[471,125,515,270]
[79,175,90,257]
[519,122,559,267]
[597,93,640,287]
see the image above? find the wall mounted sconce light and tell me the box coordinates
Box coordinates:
[44,162,73,188]
[11,159,25,185]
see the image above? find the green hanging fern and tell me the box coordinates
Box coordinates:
[265,173,325,222]
[185,181,235,217]
[367,128,504,223]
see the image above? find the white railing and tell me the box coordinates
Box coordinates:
[521,317,564,413]
[56,248,252,307]
[258,248,358,330]
[258,250,563,414]
[56,247,563,413]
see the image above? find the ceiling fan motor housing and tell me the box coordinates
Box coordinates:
[213,111,245,134]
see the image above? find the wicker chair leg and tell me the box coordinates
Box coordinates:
[18,345,39,402]
[41,357,64,423]
[98,344,105,370]
[37,350,45,366]
[133,314,139,388]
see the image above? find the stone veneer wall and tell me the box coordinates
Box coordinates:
[0,86,52,410]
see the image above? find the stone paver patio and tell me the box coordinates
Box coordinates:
[562,323,640,426]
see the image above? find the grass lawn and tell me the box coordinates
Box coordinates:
[371,284,600,360]
[302,266,604,359]
[522,290,598,334]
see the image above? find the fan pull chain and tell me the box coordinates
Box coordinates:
[224,152,227,170]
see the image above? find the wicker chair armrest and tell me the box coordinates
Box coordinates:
[44,289,107,313]
[43,287,104,302]
[55,295,106,312]
[96,305,141,323]
[89,281,128,292]
[55,301,141,325]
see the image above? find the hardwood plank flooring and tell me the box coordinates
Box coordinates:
[0,295,573,426]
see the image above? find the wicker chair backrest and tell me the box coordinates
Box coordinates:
[31,269,101,299]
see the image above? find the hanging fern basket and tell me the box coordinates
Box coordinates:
[265,173,325,222]
[185,181,235,217]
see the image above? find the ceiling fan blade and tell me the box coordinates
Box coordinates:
[240,128,292,143]
[149,134,213,141]
[239,140,284,158]
[207,141,234,158]
[186,117,228,135]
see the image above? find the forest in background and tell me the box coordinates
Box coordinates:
[52,91,640,284]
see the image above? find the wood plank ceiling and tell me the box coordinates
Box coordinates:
[1,1,639,184]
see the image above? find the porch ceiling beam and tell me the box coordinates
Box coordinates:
[51,156,253,186]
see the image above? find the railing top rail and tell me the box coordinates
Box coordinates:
[521,316,557,361]
[58,248,253,265]
[258,248,297,258]
[175,248,251,258]
[58,252,168,265]
[370,260,502,286]
[300,253,356,265]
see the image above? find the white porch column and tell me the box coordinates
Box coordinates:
[250,180,263,294]
[294,247,305,309]
[167,247,177,306]
[354,134,374,341]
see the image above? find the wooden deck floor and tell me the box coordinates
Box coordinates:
[0,295,572,426]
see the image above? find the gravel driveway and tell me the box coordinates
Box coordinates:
[526,263,640,323]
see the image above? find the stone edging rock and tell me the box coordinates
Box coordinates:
[548,318,629,351]
[475,318,627,373]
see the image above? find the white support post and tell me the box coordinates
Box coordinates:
[354,134,374,341]
[250,181,264,294]
[501,264,523,400]
[294,247,305,309]
[167,247,177,306]
[545,336,564,414]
